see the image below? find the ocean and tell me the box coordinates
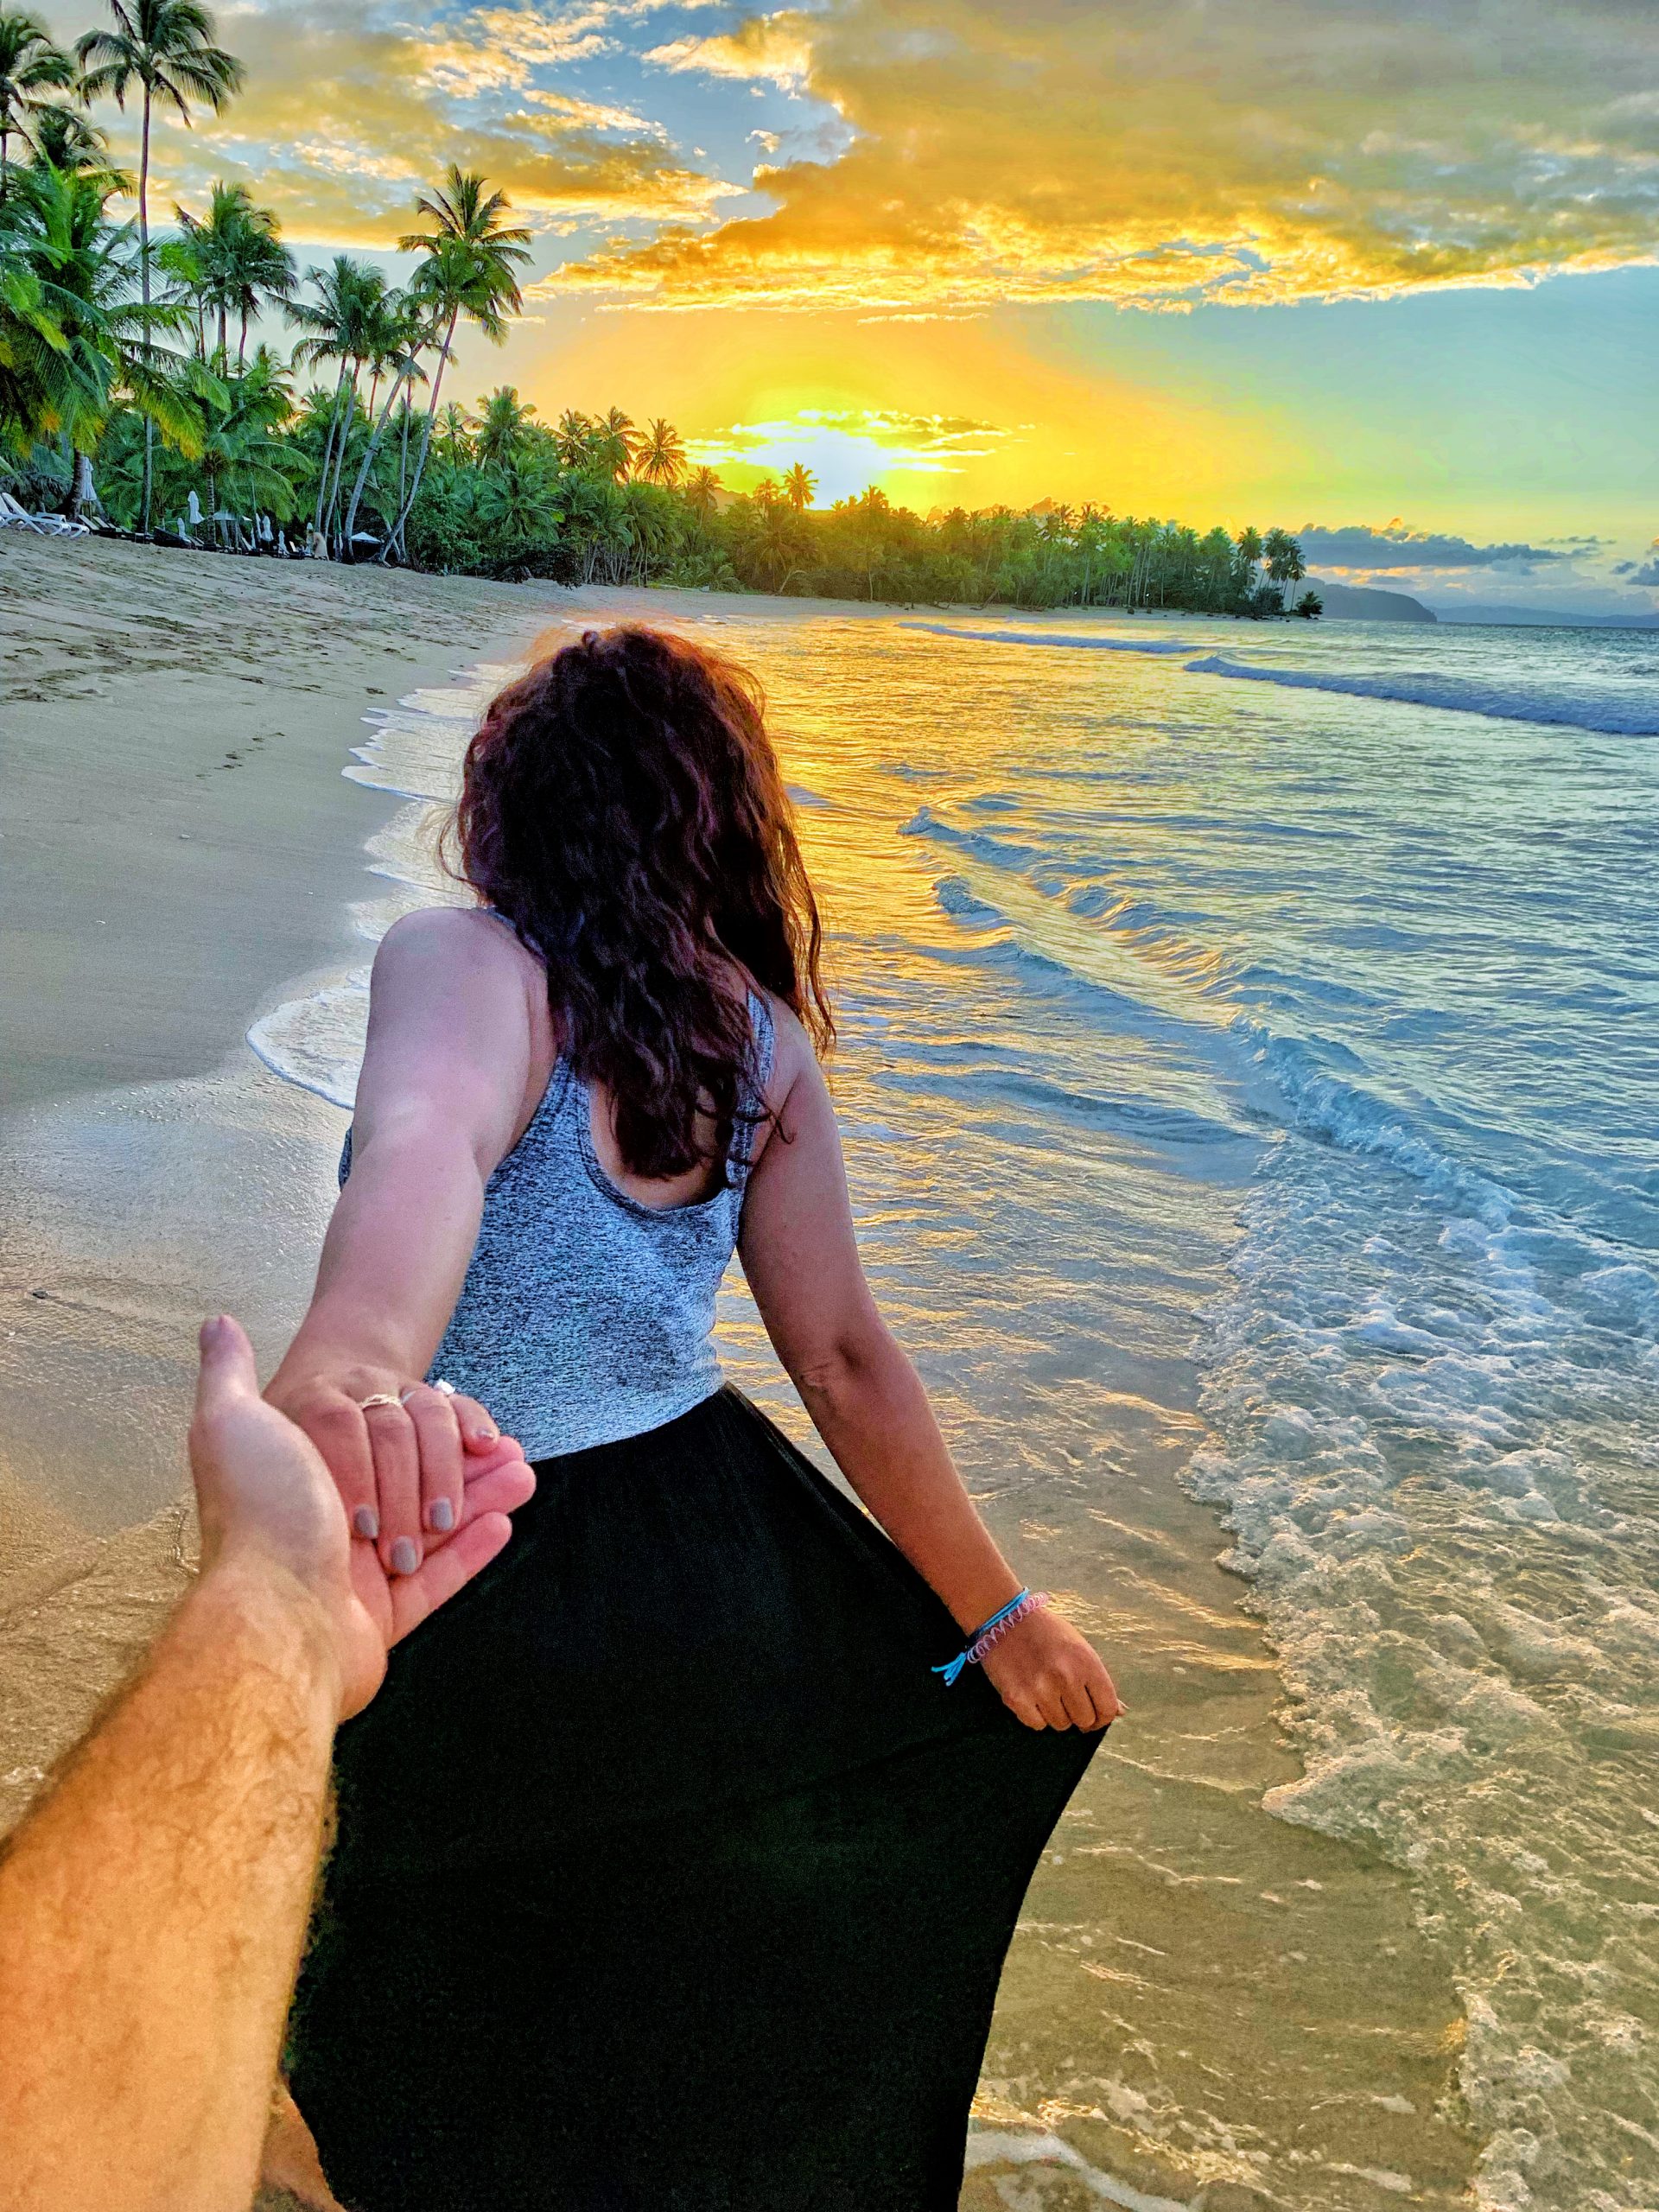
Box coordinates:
[252,604,1659,2210]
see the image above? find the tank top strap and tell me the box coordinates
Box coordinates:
[732,990,777,1185]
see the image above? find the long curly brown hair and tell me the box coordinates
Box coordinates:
[451,624,833,1181]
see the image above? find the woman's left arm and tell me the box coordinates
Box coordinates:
[739,1015,1123,1733]
[266,910,537,1580]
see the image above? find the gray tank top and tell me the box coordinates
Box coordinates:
[341,989,775,1462]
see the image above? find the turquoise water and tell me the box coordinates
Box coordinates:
[255,605,1659,2209]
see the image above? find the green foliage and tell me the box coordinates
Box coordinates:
[74,0,243,130]
[0,155,199,478]
[0,9,75,195]
[171,176,294,365]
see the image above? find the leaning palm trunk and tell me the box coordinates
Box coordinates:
[341,365,414,552]
[321,379,359,548]
[377,305,457,565]
[313,357,352,535]
[392,401,411,559]
[138,95,154,533]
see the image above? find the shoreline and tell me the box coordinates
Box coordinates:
[0,533,564,1114]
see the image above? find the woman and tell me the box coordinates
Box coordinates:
[274,624,1122,2212]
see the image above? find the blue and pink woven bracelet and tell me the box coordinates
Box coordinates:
[932,1588,1051,1686]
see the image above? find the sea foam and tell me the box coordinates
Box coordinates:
[1184,653,1659,735]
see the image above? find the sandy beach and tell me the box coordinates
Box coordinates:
[0,538,1488,2209]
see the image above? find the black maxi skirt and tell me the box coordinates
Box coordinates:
[289,1387,1103,2212]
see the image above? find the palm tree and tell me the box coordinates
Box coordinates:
[478,441,560,546]
[1232,524,1262,607]
[286,253,385,539]
[0,156,200,510]
[635,415,683,486]
[377,165,531,561]
[1075,503,1107,603]
[0,10,73,200]
[188,340,293,532]
[473,383,534,466]
[565,472,629,585]
[155,226,207,353]
[747,496,809,591]
[76,0,241,528]
[339,283,428,551]
[29,99,123,179]
[584,403,635,482]
[177,178,293,365]
[0,250,67,454]
[1262,526,1305,611]
[781,460,815,512]
[684,464,720,525]
[553,406,591,466]
[438,398,470,466]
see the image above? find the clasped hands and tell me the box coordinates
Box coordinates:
[264,1360,521,1593]
[195,1322,532,1719]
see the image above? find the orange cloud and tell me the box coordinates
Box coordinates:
[39,0,730,244]
[645,14,814,91]
[548,0,1659,310]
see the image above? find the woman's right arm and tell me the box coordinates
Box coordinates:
[739,1010,1122,1732]
[265,909,539,1580]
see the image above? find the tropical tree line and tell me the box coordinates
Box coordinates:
[0,0,1320,614]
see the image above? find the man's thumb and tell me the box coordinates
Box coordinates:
[194,1313,258,1419]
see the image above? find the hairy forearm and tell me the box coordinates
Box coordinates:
[797,1330,1022,1631]
[0,1561,339,2212]
[276,1119,487,1382]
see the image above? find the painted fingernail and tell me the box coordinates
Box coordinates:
[353,1506,379,1541]
[470,1426,498,1446]
[428,1497,455,1533]
[390,1537,420,1576]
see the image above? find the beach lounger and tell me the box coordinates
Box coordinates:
[0,491,90,537]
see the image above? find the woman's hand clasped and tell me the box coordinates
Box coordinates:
[267,1365,520,1582]
[979,1608,1123,1732]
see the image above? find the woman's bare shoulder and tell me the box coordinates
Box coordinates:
[752,988,824,1109]
[375,905,537,984]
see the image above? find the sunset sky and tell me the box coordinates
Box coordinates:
[45,0,1659,614]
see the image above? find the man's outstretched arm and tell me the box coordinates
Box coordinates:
[0,1319,532,2212]
[0,1550,340,2212]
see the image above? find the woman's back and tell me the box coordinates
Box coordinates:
[394,978,775,1461]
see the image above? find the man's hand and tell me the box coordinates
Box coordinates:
[190,1317,534,1719]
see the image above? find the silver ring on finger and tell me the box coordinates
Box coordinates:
[358,1392,402,1412]
[397,1386,423,1406]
